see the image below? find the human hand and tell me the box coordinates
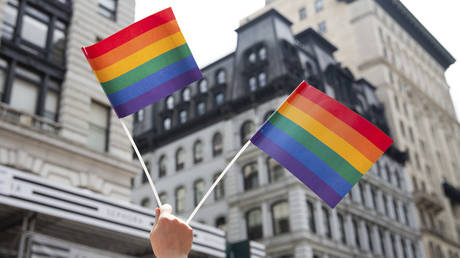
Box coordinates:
[150,204,193,258]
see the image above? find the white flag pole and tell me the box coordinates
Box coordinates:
[186,140,252,224]
[119,119,162,207]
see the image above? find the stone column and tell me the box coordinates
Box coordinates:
[372,225,382,255]
[364,183,373,208]
[257,155,268,186]
[294,243,313,258]
[261,202,272,238]
[397,200,406,225]
[289,187,308,232]
[387,195,396,220]
[358,220,369,251]
[330,208,340,242]
[314,200,325,237]
[408,202,419,229]
[351,184,361,203]
[383,230,393,258]
[345,214,355,247]
[376,190,384,213]
[405,238,414,258]
[395,234,404,258]
[227,206,245,242]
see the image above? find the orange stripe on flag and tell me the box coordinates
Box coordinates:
[287,94,383,162]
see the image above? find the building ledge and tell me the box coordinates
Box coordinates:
[413,190,444,214]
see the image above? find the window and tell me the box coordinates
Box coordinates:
[318,21,327,34]
[213,173,225,200]
[215,92,224,106]
[175,186,186,213]
[21,9,49,49]
[165,96,174,110]
[193,140,203,163]
[199,79,208,93]
[366,224,374,253]
[134,109,144,123]
[197,101,206,116]
[179,110,187,124]
[272,201,290,235]
[307,200,316,233]
[2,1,18,40]
[259,47,267,61]
[248,52,256,63]
[10,73,40,114]
[217,70,226,84]
[141,197,150,208]
[142,161,151,184]
[215,216,226,232]
[159,192,167,204]
[258,72,267,87]
[51,20,67,64]
[194,180,205,205]
[299,7,307,20]
[246,208,262,240]
[268,157,284,182]
[243,163,258,191]
[163,117,171,131]
[98,0,117,20]
[337,213,346,244]
[315,0,324,12]
[212,133,223,156]
[249,77,257,91]
[241,121,255,145]
[393,199,400,221]
[158,155,167,178]
[88,102,110,152]
[322,206,332,238]
[353,219,361,249]
[175,148,184,171]
[182,87,191,102]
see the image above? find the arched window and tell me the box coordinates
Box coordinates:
[158,155,167,178]
[272,201,290,235]
[175,186,185,213]
[307,200,316,233]
[246,208,262,240]
[212,133,223,156]
[322,206,331,238]
[258,72,267,87]
[142,161,151,184]
[263,110,274,121]
[194,140,203,163]
[215,216,226,232]
[197,101,206,116]
[163,117,171,131]
[182,87,191,102]
[213,173,225,200]
[249,76,257,92]
[243,162,258,191]
[199,79,208,93]
[215,92,224,106]
[175,148,184,171]
[248,52,256,63]
[217,69,226,84]
[194,179,205,205]
[267,157,284,183]
[141,197,150,208]
[241,120,255,145]
[165,96,174,110]
[159,192,167,204]
[258,47,267,61]
[179,110,187,124]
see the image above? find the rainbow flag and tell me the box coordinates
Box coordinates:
[251,81,393,207]
[81,7,202,118]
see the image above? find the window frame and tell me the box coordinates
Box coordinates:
[97,0,118,21]
[242,162,259,191]
[193,140,203,163]
[212,132,223,156]
[246,208,263,240]
[175,148,184,171]
[271,201,290,235]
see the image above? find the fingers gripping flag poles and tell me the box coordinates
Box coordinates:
[187,81,393,223]
[81,8,202,208]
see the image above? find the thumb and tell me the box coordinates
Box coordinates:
[159,204,172,218]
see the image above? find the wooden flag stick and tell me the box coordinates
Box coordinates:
[186,140,252,224]
[119,119,162,207]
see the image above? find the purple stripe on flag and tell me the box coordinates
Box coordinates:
[251,131,342,208]
[114,67,202,117]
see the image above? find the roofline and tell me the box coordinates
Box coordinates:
[295,28,338,53]
[236,8,293,33]
[375,0,455,69]
[201,52,235,71]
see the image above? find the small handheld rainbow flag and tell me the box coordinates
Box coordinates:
[81,7,202,118]
[251,81,393,208]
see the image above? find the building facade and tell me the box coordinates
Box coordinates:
[243,1,460,257]
[0,0,140,256]
[132,9,423,258]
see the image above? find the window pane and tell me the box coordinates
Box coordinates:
[199,79,208,93]
[179,110,187,124]
[249,77,257,91]
[88,124,106,152]
[2,4,18,39]
[215,93,224,105]
[166,96,174,109]
[182,87,191,101]
[88,102,109,152]
[197,102,206,115]
[44,90,58,121]
[0,68,5,99]
[194,180,205,205]
[217,70,226,84]
[163,117,171,130]
[176,187,185,213]
[10,77,38,113]
[99,0,116,10]
[259,47,267,61]
[258,73,267,87]
[159,193,167,204]
[21,14,48,48]
[248,52,256,63]
[51,24,66,64]
[299,7,307,20]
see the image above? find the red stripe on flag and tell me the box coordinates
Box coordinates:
[295,81,393,152]
[83,7,176,59]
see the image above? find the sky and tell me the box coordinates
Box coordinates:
[135,0,460,120]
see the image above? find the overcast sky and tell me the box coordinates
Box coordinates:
[135,0,459,120]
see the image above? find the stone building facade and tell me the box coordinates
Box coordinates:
[243,1,460,257]
[132,9,423,258]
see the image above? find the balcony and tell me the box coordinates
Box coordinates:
[413,190,444,215]
[0,102,61,134]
